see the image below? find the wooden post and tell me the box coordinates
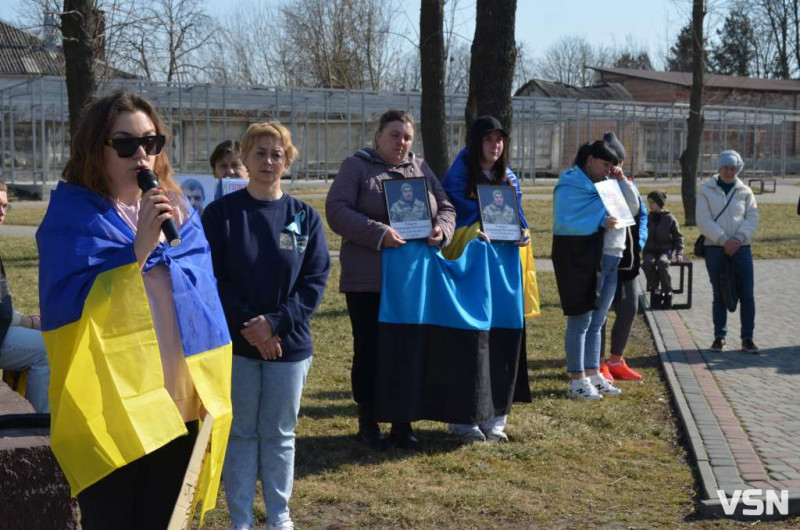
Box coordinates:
[168,414,214,530]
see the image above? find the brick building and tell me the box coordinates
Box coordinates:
[590,66,800,110]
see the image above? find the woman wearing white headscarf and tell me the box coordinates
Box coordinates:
[696,150,759,353]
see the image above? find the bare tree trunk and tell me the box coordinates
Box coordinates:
[679,0,705,227]
[793,0,800,71]
[61,0,100,136]
[420,0,449,179]
[464,0,517,134]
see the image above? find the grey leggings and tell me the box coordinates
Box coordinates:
[600,277,639,358]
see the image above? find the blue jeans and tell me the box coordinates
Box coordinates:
[704,245,755,340]
[0,326,49,413]
[224,355,311,527]
[565,254,621,373]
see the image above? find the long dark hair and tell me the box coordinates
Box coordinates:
[62,91,178,198]
[573,140,620,169]
[465,131,509,200]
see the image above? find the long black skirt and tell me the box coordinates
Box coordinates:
[373,322,531,424]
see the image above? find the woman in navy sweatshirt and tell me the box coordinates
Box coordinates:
[202,121,330,530]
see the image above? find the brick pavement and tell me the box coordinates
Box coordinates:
[641,258,800,519]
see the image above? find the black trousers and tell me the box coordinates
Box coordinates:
[345,292,381,405]
[77,421,199,530]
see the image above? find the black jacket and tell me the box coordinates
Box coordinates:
[552,231,604,316]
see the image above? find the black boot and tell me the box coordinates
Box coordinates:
[356,403,386,449]
[389,422,420,451]
[650,291,662,309]
[662,292,673,310]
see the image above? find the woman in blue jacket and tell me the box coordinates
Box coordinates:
[441,116,533,443]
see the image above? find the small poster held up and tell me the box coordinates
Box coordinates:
[595,180,636,227]
[477,185,521,242]
[383,178,433,240]
[176,175,216,217]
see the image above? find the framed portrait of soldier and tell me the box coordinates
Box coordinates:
[383,177,433,240]
[477,185,521,242]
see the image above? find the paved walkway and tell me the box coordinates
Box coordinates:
[641,258,800,519]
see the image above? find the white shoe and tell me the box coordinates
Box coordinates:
[590,374,622,396]
[567,377,603,400]
[268,519,294,530]
[230,525,252,530]
[483,427,509,443]
[448,424,486,443]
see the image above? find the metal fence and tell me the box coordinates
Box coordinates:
[3,76,800,183]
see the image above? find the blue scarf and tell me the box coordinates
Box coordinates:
[553,165,607,236]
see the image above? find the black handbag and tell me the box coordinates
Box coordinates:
[720,256,739,312]
[693,235,706,257]
[694,190,737,257]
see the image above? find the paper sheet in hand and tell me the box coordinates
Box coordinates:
[595,180,635,227]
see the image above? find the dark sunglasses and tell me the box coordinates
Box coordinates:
[105,135,166,158]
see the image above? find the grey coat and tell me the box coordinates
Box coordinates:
[326,149,456,293]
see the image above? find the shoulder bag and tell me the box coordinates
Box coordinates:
[694,190,737,257]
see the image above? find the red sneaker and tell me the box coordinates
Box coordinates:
[599,361,615,384]
[608,359,643,381]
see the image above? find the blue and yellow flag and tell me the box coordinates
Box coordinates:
[36,182,232,520]
[375,240,530,424]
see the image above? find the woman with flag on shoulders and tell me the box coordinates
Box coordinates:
[36,91,233,529]
[440,115,536,444]
[552,139,639,401]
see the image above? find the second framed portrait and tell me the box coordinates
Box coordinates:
[384,177,432,240]
[477,185,521,242]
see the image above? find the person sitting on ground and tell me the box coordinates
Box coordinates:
[696,149,759,354]
[210,139,249,179]
[0,182,49,413]
[642,190,685,310]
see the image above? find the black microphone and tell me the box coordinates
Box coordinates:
[136,169,182,247]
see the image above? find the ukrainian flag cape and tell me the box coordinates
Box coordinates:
[552,165,607,236]
[441,151,539,317]
[36,182,232,520]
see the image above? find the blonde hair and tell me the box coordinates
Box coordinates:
[241,121,298,169]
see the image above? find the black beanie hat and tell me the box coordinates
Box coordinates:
[603,132,626,160]
[647,190,667,208]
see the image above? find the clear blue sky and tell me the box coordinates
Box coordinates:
[0,0,689,68]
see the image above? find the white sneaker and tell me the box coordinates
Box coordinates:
[448,424,486,443]
[230,525,252,530]
[590,374,622,396]
[268,519,294,530]
[483,427,509,443]
[567,377,603,400]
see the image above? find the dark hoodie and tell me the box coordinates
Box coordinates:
[644,210,684,256]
